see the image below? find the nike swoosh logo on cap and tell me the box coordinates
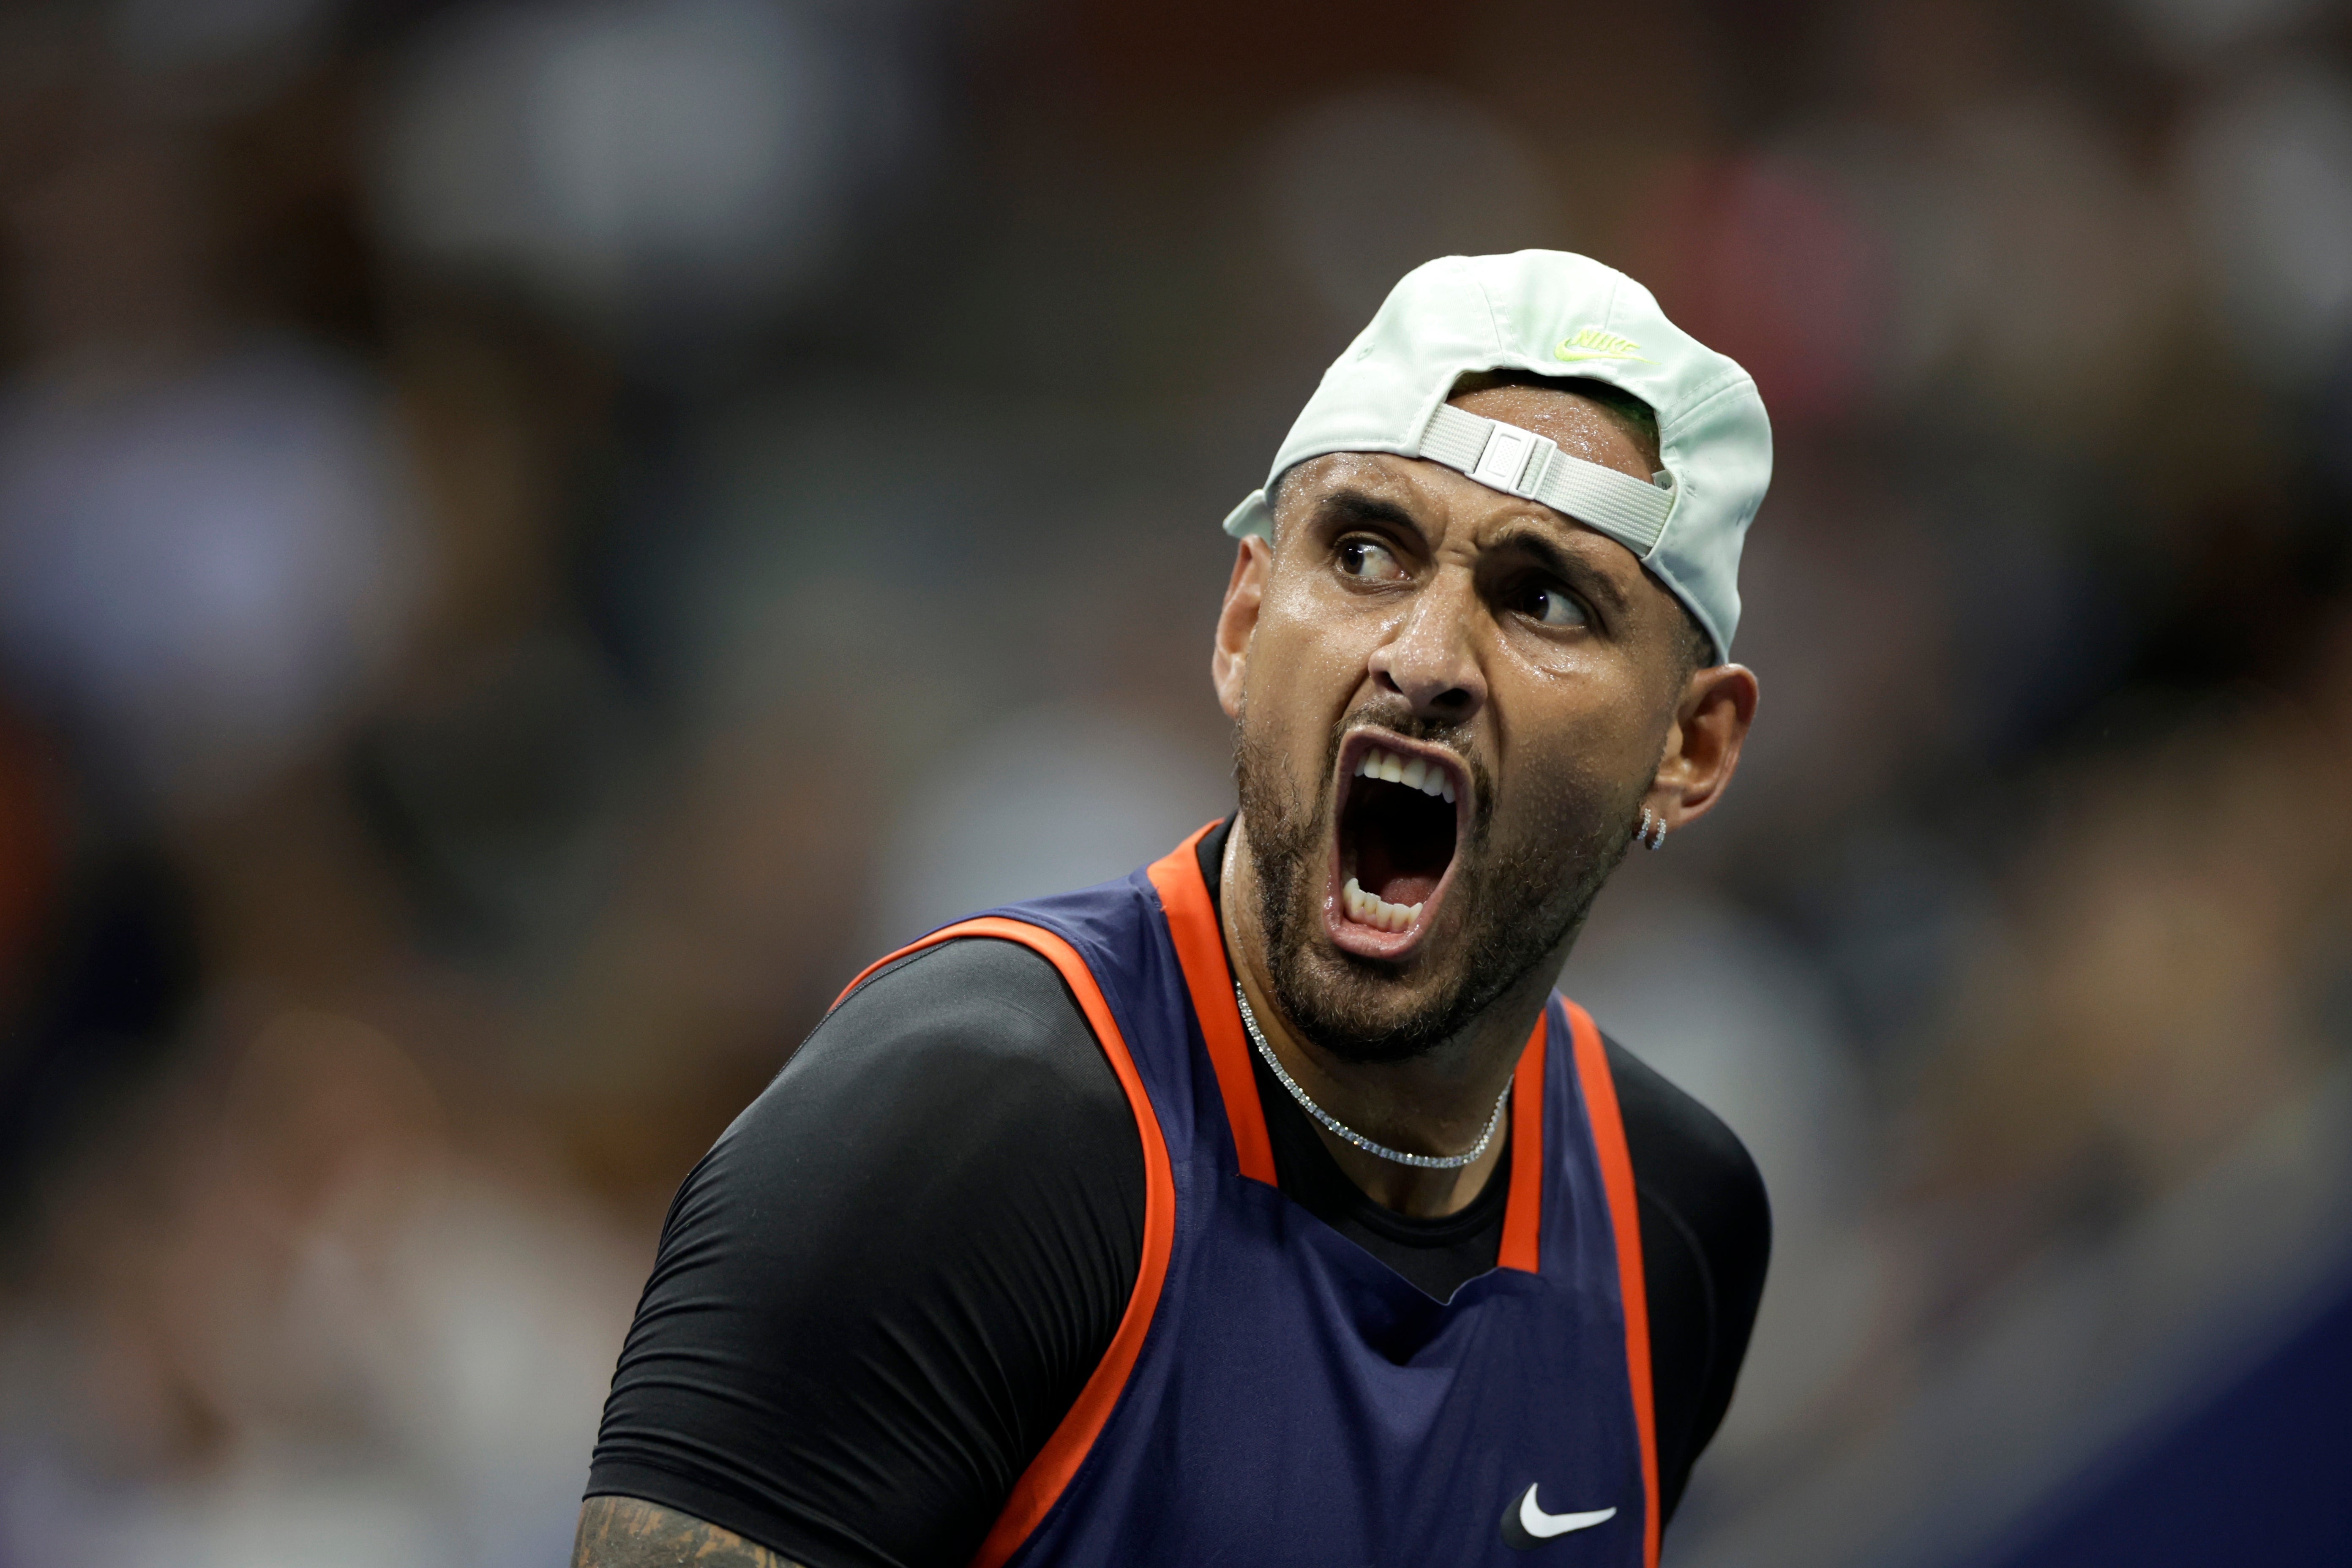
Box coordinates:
[1553,327,1651,364]
[1511,1483,1617,1541]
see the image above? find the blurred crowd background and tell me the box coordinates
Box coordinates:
[0,0,2347,1563]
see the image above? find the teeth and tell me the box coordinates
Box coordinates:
[1353,746,1460,806]
[1342,876,1424,933]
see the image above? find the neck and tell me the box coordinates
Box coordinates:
[1220,815,1560,1218]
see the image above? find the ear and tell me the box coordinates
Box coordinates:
[1646,663,1758,830]
[1212,535,1270,720]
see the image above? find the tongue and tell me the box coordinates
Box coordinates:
[1358,827,1443,906]
[1365,870,1441,907]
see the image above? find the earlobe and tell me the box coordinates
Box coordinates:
[1212,536,1270,720]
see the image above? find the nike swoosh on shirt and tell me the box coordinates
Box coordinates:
[1499,1483,1617,1549]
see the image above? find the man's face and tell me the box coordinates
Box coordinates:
[1225,384,1708,1062]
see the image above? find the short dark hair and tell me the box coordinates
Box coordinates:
[1445,369,1662,472]
[1670,602,1716,679]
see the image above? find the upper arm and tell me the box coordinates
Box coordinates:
[585,938,1148,1568]
[1604,1035,1771,1521]
[574,1496,805,1568]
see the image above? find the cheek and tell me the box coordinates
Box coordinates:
[1247,577,1382,716]
[1487,675,1661,832]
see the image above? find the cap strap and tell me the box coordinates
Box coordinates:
[1417,404,1674,555]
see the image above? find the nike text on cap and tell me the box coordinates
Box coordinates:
[1222,250,1773,660]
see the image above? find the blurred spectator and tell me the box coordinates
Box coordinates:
[2179,58,2352,390]
[0,1009,637,1568]
[0,114,417,819]
[0,1,2346,1565]
[869,703,1233,949]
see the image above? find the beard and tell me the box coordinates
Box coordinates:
[1233,703,1636,1066]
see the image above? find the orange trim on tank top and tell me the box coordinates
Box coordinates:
[1565,999,1661,1568]
[1146,825,1276,1183]
[1495,1011,1548,1273]
[829,840,1603,1564]
[829,916,1177,1568]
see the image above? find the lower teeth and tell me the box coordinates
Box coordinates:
[1343,876,1422,933]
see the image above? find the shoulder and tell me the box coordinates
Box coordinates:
[755,934,1132,1143]
[819,933,1110,1068]
[665,932,1149,1283]
[1600,1033,1771,1276]
[593,937,1149,1565]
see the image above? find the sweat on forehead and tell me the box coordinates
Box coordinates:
[1265,381,1715,680]
[1222,251,1772,661]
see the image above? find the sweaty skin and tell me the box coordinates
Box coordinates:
[572,381,1760,1561]
[1214,382,1757,1218]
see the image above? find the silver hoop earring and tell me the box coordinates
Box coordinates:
[1639,808,1667,851]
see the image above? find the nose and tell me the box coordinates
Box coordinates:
[1366,570,1487,724]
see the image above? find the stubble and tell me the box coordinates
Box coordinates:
[1231,701,1637,1065]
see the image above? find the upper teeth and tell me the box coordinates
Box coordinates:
[1355,746,1455,804]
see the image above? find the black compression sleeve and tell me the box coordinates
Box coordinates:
[588,824,1771,1557]
[585,938,1145,1568]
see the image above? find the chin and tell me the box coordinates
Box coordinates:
[1236,709,1631,1064]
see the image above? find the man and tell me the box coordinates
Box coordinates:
[578,251,1773,1568]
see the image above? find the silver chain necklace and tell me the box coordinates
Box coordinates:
[1232,982,1509,1170]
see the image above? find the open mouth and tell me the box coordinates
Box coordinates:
[1326,731,1468,959]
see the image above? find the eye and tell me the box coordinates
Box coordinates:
[1521,583,1588,628]
[1335,537,1407,583]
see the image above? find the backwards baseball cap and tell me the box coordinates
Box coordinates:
[1222,250,1772,658]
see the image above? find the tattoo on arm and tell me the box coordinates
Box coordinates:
[572,1496,810,1568]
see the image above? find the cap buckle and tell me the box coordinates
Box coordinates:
[1466,423,1557,499]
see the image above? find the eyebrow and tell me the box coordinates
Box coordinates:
[1312,487,1427,540]
[1488,523,1634,614]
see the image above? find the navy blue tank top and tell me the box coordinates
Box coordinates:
[834,826,1659,1568]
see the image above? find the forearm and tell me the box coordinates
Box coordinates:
[573,1496,809,1568]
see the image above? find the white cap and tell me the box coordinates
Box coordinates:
[1223,251,1771,658]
